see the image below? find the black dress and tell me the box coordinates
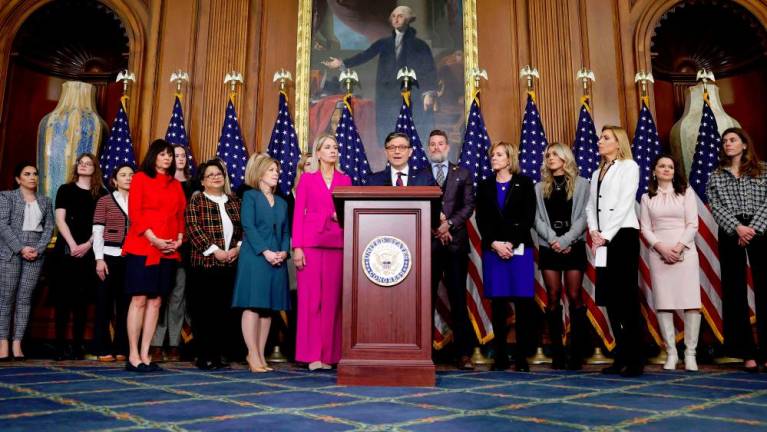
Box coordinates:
[538,176,586,271]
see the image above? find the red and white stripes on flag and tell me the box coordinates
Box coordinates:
[572,99,615,349]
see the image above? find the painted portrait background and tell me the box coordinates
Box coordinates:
[309,0,465,171]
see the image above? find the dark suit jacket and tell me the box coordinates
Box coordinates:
[343,27,437,141]
[366,164,437,187]
[366,164,441,226]
[475,174,536,250]
[433,163,475,253]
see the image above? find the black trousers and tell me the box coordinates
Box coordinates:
[91,256,129,356]
[188,266,236,363]
[719,229,767,361]
[54,252,96,349]
[432,242,476,357]
[492,297,535,364]
[597,228,643,368]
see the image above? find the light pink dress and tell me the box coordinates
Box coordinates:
[292,170,352,365]
[639,186,701,310]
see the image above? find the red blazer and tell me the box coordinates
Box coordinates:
[292,170,351,249]
[122,172,186,265]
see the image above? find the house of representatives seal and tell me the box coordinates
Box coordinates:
[361,236,412,287]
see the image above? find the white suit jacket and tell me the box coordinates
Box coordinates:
[586,159,640,241]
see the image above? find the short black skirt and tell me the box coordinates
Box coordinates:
[124,254,177,298]
[538,240,587,271]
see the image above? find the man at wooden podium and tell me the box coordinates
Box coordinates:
[426,130,477,370]
[366,132,437,187]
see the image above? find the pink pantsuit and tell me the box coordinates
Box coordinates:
[639,187,701,310]
[292,170,352,364]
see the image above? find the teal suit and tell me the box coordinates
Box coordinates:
[232,190,291,310]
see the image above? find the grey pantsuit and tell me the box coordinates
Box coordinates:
[151,266,187,347]
[0,189,54,340]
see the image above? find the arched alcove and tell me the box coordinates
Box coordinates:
[649,0,767,154]
[0,0,148,188]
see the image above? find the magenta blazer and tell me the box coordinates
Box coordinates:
[292,170,352,249]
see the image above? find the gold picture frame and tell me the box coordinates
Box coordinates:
[294,0,479,151]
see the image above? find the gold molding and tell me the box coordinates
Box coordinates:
[463,0,478,115]
[294,0,312,152]
[294,0,479,151]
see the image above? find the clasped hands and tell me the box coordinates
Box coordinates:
[653,242,686,264]
[20,246,38,261]
[146,230,181,255]
[214,247,240,264]
[432,213,452,245]
[263,250,287,267]
[548,240,572,255]
[736,224,757,247]
[492,241,514,259]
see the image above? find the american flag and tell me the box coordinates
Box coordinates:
[519,92,548,182]
[394,91,429,171]
[216,97,248,191]
[267,91,301,196]
[632,100,665,346]
[517,91,550,316]
[335,94,371,185]
[572,97,600,179]
[165,95,196,175]
[690,92,755,342]
[99,99,137,183]
[572,97,616,351]
[453,91,494,347]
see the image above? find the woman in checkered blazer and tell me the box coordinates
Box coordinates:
[0,162,54,361]
[707,127,767,373]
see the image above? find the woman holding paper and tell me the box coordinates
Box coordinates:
[639,154,701,371]
[586,125,642,377]
[476,141,536,371]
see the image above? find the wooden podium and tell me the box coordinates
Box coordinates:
[333,186,441,387]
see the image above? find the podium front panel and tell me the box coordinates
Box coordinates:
[338,198,435,386]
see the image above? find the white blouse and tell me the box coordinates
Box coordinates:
[202,192,237,255]
[22,200,43,232]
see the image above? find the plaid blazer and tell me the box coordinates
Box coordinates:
[185,192,243,268]
[0,189,54,259]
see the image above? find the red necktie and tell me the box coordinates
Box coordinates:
[396,172,404,186]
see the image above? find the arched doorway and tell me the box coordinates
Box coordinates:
[649,0,767,156]
[0,0,148,189]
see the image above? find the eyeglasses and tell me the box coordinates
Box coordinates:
[78,160,94,167]
[385,145,411,152]
[205,172,224,179]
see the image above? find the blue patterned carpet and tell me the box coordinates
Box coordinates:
[1,362,766,431]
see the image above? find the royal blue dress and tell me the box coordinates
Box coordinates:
[481,180,535,298]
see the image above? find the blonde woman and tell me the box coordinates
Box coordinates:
[534,143,590,370]
[586,125,642,377]
[293,134,352,370]
[233,155,290,372]
[475,142,536,371]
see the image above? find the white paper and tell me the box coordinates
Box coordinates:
[513,243,525,256]
[595,246,607,267]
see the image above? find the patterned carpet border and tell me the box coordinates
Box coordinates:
[0,362,766,431]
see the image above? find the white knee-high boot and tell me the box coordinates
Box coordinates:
[684,311,701,371]
[658,312,677,370]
